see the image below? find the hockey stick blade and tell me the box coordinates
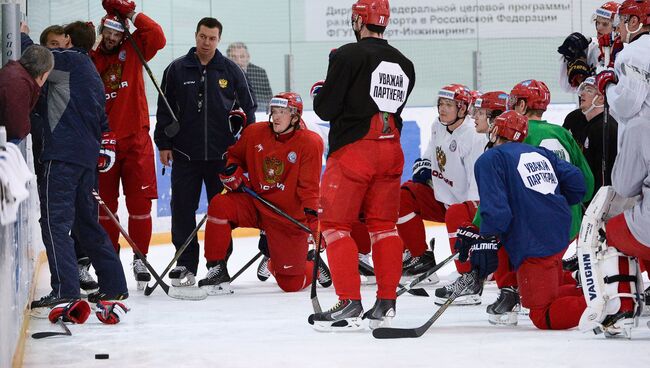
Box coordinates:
[31,319,71,339]
[373,297,454,339]
[167,285,208,301]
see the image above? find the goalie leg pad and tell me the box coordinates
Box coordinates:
[578,240,642,335]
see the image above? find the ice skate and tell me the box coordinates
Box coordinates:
[30,292,75,318]
[434,270,483,306]
[78,257,99,294]
[132,256,151,291]
[198,261,233,295]
[402,250,439,284]
[363,298,396,329]
[308,299,364,331]
[486,286,520,326]
[169,265,196,287]
[562,252,579,272]
[257,256,270,282]
[643,286,649,317]
[308,249,332,287]
[358,253,376,285]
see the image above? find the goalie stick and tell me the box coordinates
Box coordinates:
[91,190,207,301]
[31,318,71,339]
[372,270,479,339]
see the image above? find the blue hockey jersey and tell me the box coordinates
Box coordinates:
[474,143,586,269]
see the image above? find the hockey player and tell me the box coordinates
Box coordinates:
[29,21,128,315]
[91,0,166,289]
[479,79,594,324]
[397,84,487,306]
[198,92,330,294]
[154,17,256,287]
[471,90,508,136]
[308,0,416,331]
[581,0,650,337]
[464,110,588,330]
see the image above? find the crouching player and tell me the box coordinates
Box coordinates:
[460,111,589,330]
[198,93,331,294]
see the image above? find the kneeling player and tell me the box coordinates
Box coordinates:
[461,111,588,330]
[198,93,330,294]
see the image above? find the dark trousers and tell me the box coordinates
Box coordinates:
[40,160,127,298]
[171,158,225,275]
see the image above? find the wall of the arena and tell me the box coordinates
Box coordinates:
[0,139,42,368]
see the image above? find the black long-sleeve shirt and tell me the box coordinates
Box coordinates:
[314,37,415,155]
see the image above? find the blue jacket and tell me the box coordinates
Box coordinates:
[154,47,257,161]
[38,48,108,169]
[475,143,586,269]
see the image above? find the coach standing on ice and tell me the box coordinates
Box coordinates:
[154,17,256,288]
[309,0,415,331]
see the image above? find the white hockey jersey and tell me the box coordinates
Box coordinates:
[423,117,487,207]
[606,34,650,145]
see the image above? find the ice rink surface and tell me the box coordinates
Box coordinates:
[23,226,650,368]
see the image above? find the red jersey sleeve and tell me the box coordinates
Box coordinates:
[131,13,166,61]
[297,131,324,211]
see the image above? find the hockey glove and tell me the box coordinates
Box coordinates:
[97,132,117,173]
[468,236,500,279]
[102,0,136,18]
[95,300,129,324]
[598,32,623,68]
[228,108,247,136]
[567,59,592,88]
[557,32,589,62]
[48,300,91,324]
[305,208,322,250]
[411,158,432,186]
[454,223,481,263]
[595,70,618,97]
[310,80,324,100]
[219,164,247,192]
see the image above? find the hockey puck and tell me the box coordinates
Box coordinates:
[95,354,109,359]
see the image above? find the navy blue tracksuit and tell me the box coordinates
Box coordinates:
[154,48,256,274]
[37,47,126,298]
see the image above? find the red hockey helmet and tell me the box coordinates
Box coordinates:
[593,1,621,21]
[617,0,650,26]
[474,91,509,111]
[269,92,304,117]
[98,14,128,34]
[508,79,551,111]
[492,111,529,143]
[351,0,390,27]
[438,84,472,107]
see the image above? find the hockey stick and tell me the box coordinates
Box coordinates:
[116,16,180,138]
[144,214,208,296]
[31,318,71,339]
[396,253,459,297]
[373,270,481,339]
[230,251,263,282]
[241,186,426,297]
[91,190,207,301]
[310,233,323,314]
[602,46,611,187]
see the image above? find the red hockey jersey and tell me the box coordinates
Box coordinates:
[91,13,165,139]
[227,122,324,222]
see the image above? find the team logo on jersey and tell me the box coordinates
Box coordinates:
[369,61,410,113]
[118,50,127,61]
[436,146,447,173]
[517,152,558,195]
[263,157,284,184]
[449,140,457,152]
[219,79,228,88]
[102,63,123,91]
[287,151,297,163]
[255,144,264,152]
